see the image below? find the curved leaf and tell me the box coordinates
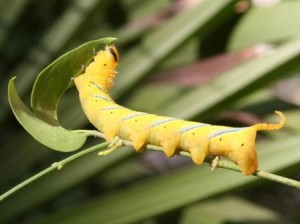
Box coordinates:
[8,37,116,151]
[8,77,86,152]
[31,37,116,122]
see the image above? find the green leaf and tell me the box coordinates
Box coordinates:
[8,77,86,152]
[229,1,300,50]
[0,0,105,122]
[8,37,116,151]
[31,37,116,122]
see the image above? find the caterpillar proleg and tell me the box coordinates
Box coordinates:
[74,44,285,176]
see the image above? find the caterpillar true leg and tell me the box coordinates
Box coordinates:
[211,156,219,171]
[98,136,123,156]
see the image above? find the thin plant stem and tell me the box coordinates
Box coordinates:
[121,139,300,189]
[0,141,110,201]
[0,166,55,202]
[1,134,300,202]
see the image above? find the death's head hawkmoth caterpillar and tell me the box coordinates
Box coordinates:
[74,44,285,176]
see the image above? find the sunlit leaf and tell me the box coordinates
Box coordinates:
[8,77,86,152]
[8,38,116,151]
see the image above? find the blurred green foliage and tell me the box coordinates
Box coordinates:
[1,0,300,223]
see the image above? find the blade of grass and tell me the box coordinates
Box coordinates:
[229,1,300,50]
[0,0,103,121]
[160,38,300,119]
[0,0,30,47]
[179,196,280,224]
[112,0,237,98]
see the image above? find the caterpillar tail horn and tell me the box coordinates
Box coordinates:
[253,111,285,131]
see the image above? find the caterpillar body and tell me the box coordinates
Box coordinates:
[74,44,285,176]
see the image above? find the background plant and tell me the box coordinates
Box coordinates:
[1,0,300,223]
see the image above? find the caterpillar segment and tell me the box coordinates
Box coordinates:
[97,106,134,141]
[179,123,211,165]
[208,126,258,175]
[149,119,185,157]
[74,44,286,176]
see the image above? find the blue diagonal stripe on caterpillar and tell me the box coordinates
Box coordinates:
[150,117,179,128]
[101,105,124,111]
[208,128,245,139]
[90,81,106,92]
[179,123,210,134]
[74,44,286,176]
[122,112,149,121]
[92,94,113,102]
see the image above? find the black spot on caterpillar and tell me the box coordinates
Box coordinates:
[74,44,285,176]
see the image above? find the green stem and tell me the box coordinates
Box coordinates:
[122,139,300,189]
[0,166,54,202]
[1,135,300,202]
[254,171,300,188]
[0,141,110,202]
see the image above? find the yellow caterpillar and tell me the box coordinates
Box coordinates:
[74,44,285,176]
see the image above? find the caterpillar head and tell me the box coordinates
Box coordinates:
[100,44,119,89]
[74,44,119,92]
[209,111,285,175]
[102,44,119,66]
